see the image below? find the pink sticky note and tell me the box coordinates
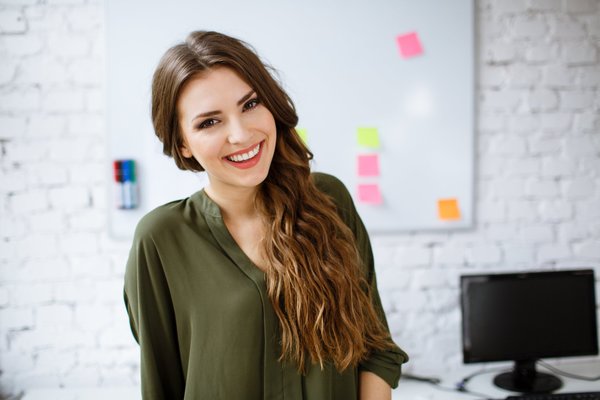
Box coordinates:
[358,184,383,205]
[396,32,424,58]
[357,154,380,177]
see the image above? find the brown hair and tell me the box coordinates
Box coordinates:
[151,30,394,372]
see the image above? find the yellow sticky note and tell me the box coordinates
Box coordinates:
[296,128,308,144]
[438,198,461,220]
[357,127,380,148]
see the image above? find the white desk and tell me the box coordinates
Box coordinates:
[21,361,599,400]
[393,361,600,399]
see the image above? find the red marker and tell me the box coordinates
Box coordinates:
[113,160,125,209]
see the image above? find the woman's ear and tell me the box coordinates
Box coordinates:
[180,143,193,158]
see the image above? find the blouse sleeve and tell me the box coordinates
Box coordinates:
[123,224,185,399]
[323,174,409,389]
[353,210,409,388]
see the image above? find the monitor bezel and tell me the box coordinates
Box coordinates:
[460,269,599,364]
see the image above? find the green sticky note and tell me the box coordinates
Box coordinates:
[357,127,380,148]
[296,128,308,144]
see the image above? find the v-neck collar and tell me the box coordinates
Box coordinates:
[193,189,266,283]
[191,188,303,399]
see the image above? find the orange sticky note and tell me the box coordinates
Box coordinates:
[357,154,380,177]
[358,184,383,205]
[438,198,461,220]
[396,32,424,58]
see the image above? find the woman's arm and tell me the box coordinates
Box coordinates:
[312,174,408,390]
[124,228,185,399]
[359,370,392,400]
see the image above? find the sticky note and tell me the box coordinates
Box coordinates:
[357,127,380,148]
[438,198,461,220]
[296,128,308,144]
[358,184,383,205]
[396,32,424,59]
[357,154,380,177]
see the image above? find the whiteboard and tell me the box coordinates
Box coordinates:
[106,0,474,239]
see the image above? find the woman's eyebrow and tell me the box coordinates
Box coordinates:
[236,90,255,106]
[190,90,256,123]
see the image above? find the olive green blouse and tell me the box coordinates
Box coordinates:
[124,172,408,400]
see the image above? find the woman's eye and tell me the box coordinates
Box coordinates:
[198,118,218,130]
[243,98,260,111]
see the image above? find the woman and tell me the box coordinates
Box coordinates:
[124,30,408,400]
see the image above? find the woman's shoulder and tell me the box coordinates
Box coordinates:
[311,173,358,225]
[311,172,353,206]
[133,197,191,241]
[311,172,348,193]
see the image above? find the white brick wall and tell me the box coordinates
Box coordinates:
[0,0,599,397]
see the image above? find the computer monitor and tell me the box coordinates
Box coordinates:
[460,269,598,394]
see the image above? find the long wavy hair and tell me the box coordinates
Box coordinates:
[151,30,394,372]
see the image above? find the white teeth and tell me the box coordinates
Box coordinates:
[226,143,261,163]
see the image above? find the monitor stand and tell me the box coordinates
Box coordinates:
[493,360,563,394]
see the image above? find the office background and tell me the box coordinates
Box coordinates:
[0,0,598,397]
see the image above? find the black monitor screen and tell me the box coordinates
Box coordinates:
[461,269,598,363]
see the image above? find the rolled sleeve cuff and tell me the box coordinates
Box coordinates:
[358,347,409,389]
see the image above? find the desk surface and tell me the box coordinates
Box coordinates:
[21,361,599,400]
[393,360,600,399]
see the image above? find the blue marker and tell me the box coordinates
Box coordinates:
[121,160,138,209]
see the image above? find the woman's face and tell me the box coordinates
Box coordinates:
[177,67,277,196]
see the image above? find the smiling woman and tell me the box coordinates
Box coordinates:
[177,67,277,192]
[123,30,408,400]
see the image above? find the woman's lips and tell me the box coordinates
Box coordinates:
[223,141,264,170]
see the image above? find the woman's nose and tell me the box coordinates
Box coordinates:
[227,118,251,144]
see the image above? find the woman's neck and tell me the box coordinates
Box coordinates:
[205,184,259,221]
